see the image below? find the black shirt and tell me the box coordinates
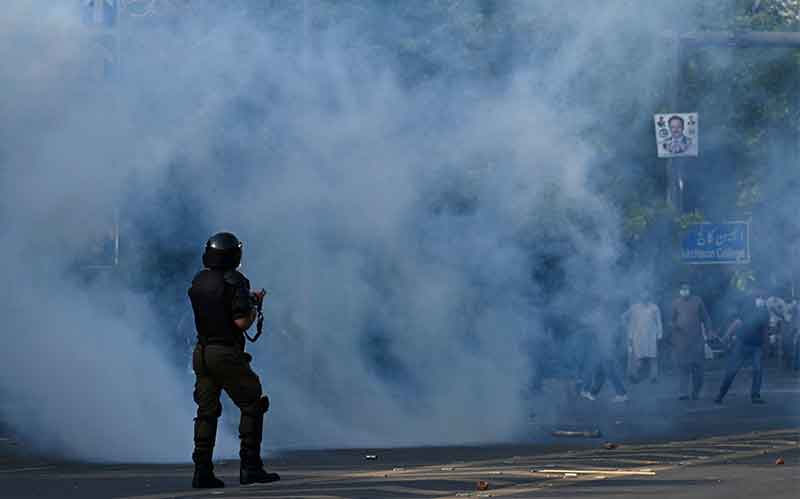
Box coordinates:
[188,268,253,346]
[738,302,770,346]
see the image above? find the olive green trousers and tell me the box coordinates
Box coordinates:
[192,344,269,468]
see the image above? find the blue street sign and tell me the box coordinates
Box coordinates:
[680,222,750,264]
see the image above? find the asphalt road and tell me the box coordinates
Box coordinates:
[1,367,798,499]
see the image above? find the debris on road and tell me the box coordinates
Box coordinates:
[552,429,602,438]
[535,468,656,476]
[603,442,619,450]
[476,480,490,491]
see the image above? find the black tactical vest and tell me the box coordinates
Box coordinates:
[188,269,242,345]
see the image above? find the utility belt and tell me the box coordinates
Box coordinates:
[196,335,240,375]
[197,335,238,347]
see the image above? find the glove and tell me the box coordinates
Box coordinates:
[251,289,266,306]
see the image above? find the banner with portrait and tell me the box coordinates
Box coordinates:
[654,113,698,158]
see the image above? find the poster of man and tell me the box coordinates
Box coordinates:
[654,113,698,158]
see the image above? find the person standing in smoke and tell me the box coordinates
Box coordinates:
[622,292,663,383]
[714,290,770,405]
[790,300,800,371]
[577,309,629,403]
[187,232,280,488]
[669,282,713,400]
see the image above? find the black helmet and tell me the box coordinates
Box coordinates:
[202,232,242,269]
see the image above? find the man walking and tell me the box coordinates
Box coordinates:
[188,232,280,488]
[622,293,663,383]
[670,282,713,400]
[577,309,628,403]
[715,290,770,404]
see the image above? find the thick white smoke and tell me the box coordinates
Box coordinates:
[0,1,711,461]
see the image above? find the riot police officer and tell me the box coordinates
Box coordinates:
[188,232,280,488]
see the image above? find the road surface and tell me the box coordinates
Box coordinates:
[1,367,798,498]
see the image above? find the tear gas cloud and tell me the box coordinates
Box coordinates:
[0,1,780,462]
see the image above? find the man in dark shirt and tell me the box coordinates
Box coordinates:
[188,232,280,488]
[714,290,770,404]
[670,282,714,400]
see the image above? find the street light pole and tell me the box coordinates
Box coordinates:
[82,0,121,268]
[667,29,800,213]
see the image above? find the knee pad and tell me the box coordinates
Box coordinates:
[196,401,222,421]
[257,395,269,413]
[243,395,269,416]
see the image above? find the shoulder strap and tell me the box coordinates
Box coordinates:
[244,299,264,343]
[222,270,264,343]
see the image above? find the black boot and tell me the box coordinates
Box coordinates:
[192,464,225,489]
[240,464,280,485]
[192,415,223,488]
[239,398,279,485]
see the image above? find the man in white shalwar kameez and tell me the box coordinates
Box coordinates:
[622,297,663,383]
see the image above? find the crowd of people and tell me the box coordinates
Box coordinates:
[533,282,800,405]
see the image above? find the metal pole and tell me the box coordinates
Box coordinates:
[302,0,314,396]
[113,206,120,266]
[112,0,121,267]
[667,34,683,212]
[81,0,121,269]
